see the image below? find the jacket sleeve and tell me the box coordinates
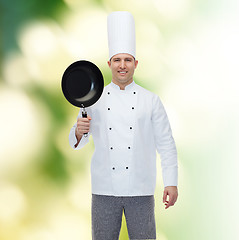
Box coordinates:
[69,108,91,150]
[152,95,178,187]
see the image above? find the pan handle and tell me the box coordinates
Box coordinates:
[82,110,87,118]
[82,108,88,137]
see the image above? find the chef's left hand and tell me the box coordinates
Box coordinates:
[163,186,178,209]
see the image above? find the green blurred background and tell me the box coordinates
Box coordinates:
[0,0,239,239]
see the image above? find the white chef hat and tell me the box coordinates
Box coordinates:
[107,11,136,60]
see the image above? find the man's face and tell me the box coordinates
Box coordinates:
[108,53,138,87]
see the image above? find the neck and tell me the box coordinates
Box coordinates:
[112,79,133,90]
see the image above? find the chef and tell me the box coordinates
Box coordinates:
[69,11,178,240]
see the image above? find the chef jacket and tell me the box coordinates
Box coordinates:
[69,81,178,196]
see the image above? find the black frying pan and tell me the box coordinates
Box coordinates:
[62,60,104,136]
[61,60,104,117]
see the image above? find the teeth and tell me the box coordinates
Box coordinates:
[119,72,126,73]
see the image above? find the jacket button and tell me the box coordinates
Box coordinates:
[133,92,136,94]
[130,127,132,129]
[112,167,115,170]
[108,108,110,110]
[132,107,134,110]
[128,147,131,149]
[126,167,128,169]
[109,127,112,130]
[108,92,110,94]
[110,147,113,150]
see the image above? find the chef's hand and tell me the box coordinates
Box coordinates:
[163,186,178,209]
[75,115,92,145]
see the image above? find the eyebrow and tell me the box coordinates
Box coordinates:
[112,57,134,61]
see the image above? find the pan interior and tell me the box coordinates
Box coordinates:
[62,60,104,108]
[65,68,92,100]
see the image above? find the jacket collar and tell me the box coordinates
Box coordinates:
[110,81,136,91]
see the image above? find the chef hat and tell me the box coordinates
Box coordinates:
[107,11,136,60]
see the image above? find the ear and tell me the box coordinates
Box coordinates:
[135,60,139,69]
[107,60,111,68]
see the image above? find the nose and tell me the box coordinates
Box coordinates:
[120,60,126,69]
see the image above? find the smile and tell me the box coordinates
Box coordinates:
[118,71,127,75]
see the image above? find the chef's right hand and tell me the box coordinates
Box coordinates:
[75,115,92,139]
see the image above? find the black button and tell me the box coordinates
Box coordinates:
[108,92,110,94]
[130,127,132,129]
[109,127,112,130]
[132,107,134,110]
[133,92,136,94]
[110,147,113,150]
[108,108,110,110]
[126,167,128,169]
[113,167,115,170]
[128,147,131,149]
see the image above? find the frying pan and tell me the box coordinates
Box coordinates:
[62,60,104,115]
[61,60,104,135]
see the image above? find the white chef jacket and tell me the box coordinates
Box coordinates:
[69,81,178,196]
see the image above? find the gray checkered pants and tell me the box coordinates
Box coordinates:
[92,194,156,240]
